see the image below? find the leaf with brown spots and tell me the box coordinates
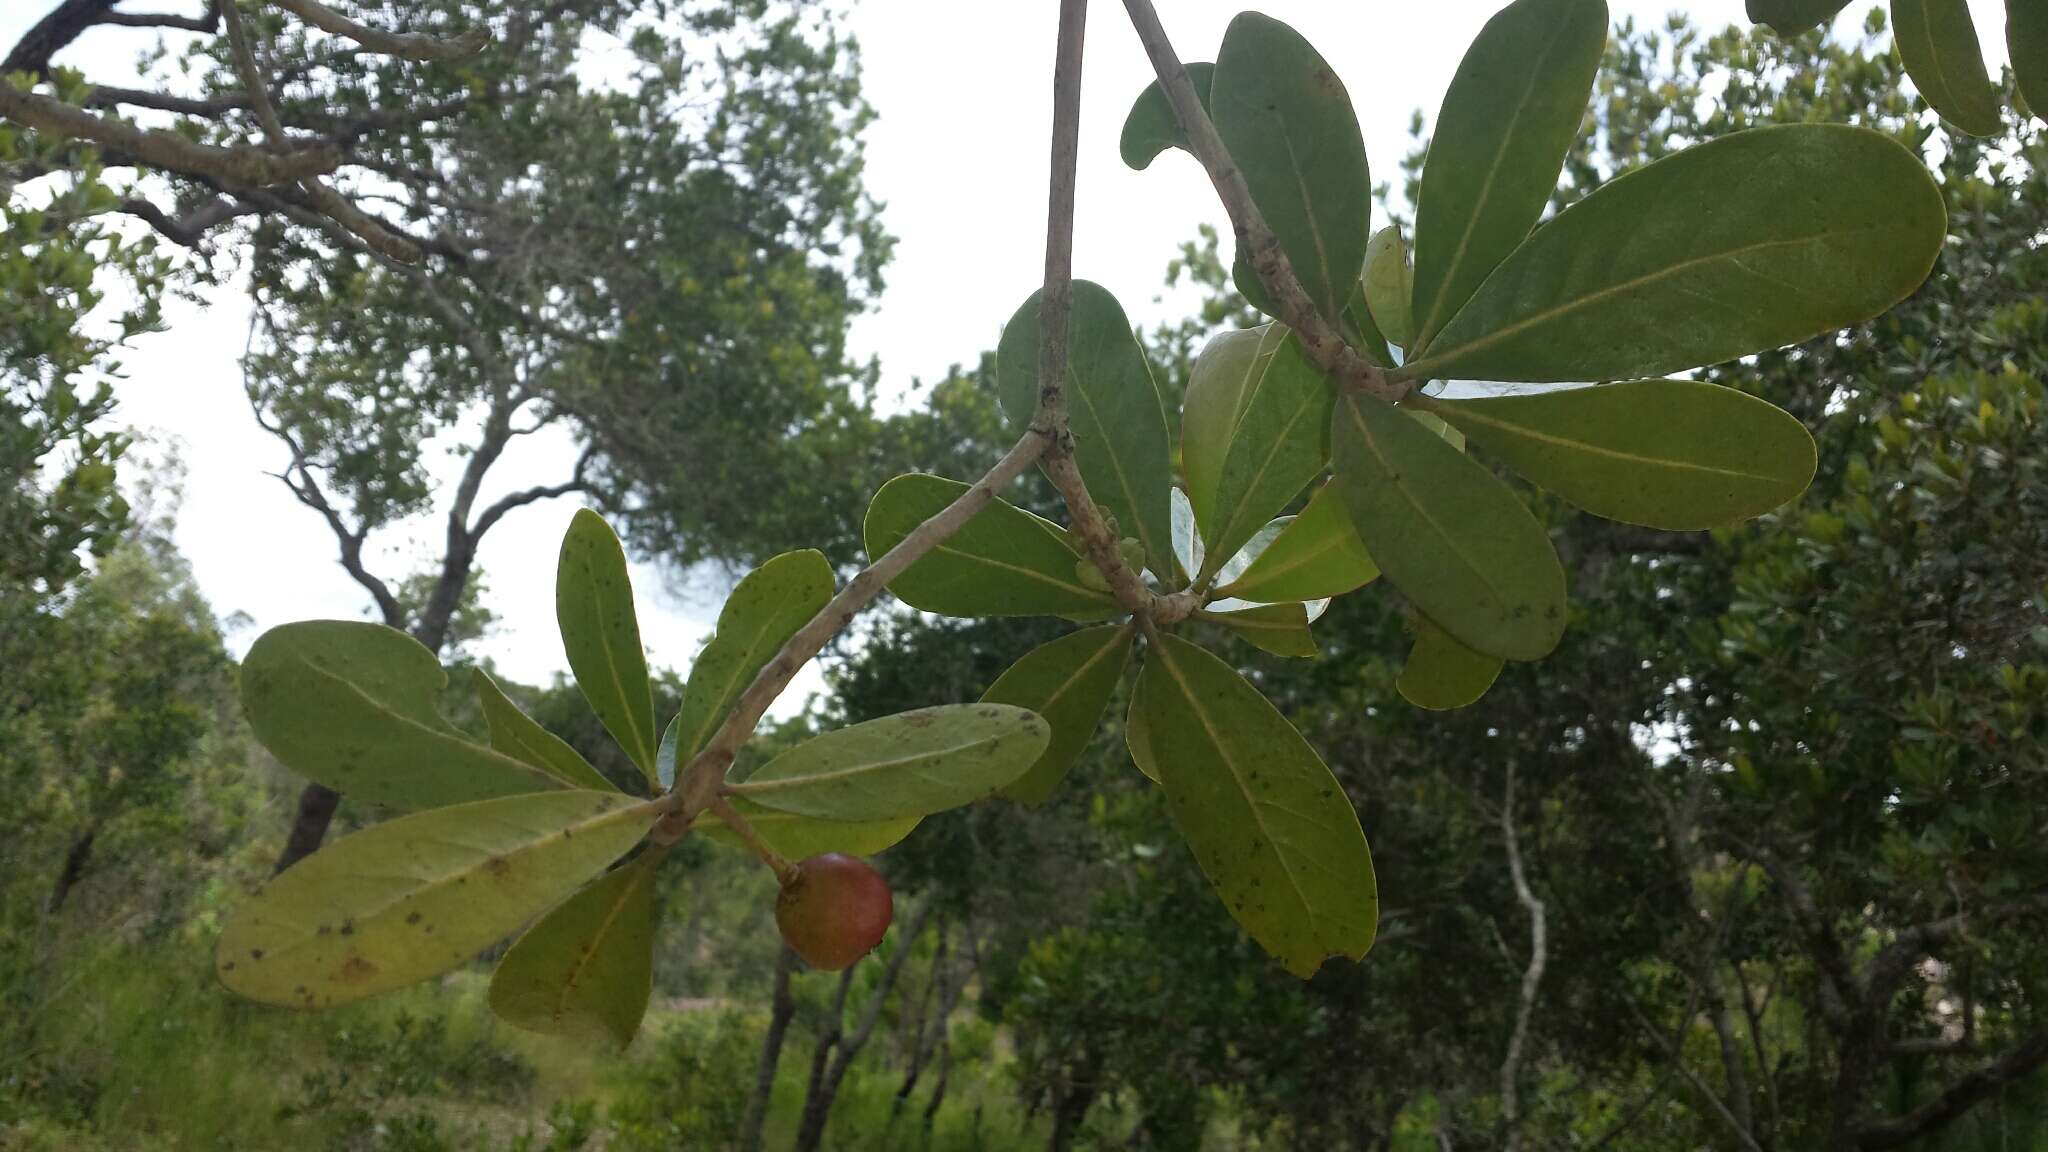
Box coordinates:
[218,791,660,1009]
[726,704,1050,822]
[1135,634,1376,978]
[490,850,660,1049]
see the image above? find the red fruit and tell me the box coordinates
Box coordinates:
[775,853,893,971]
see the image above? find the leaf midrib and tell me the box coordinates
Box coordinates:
[1442,399,1787,482]
[1411,224,1898,376]
[1343,396,1515,615]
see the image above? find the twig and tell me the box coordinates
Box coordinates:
[663,428,1053,824]
[1117,0,1399,403]
[1499,764,1547,1152]
[269,0,488,60]
[664,0,1118,830]
[709,796,798,886]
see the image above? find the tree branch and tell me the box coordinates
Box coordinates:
[0,82,340,187]
[98,5,220,33]
[115,193,253,245]
[1853,1032,2048,1150]
[268,0,488,61]
[468,448,591,541]
[1499,764,1547,1152]
[1116,0,1398,403]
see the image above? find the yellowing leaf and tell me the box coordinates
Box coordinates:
[475,669,617,793]
[557,510,658,786]
[242,621,564,811]
[864,474,1117,619]
[728,704,1050,821]
[218,791,660,1009]
[489,851,659,1049]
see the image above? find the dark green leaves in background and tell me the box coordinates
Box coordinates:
[219,791,660,1008]
[1746,0,2043,133]
[998,282,1177,584]
[489,850,660,1049]
[983,625,1135,804]
[1404,125,1945,385]
[728,704,1049,821]
[1212,12,1370,323]
[557,509,659,787]
[1136,634,1376,978]
[866,474,1117,619]
[1181,324,1333,581]
[1332,393,1565,662]
[666,549,835,785]
[242,621,566,811]
[1429,381,1818,530]
[1410,0,1606,353]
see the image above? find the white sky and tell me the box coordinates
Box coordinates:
[3,0,2010,710]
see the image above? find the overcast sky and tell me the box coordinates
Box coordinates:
[4,0,2010,710]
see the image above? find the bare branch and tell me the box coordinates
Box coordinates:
[1623,993,1767,1152]
[1117,0,1397,402]
[0,82,340,187]
[1499,764,1547,1152]
[84,82,245,116]
[1854,1032,2048,1150]
[661,427,1053,830]
[117,193,253,245]
[269,0,488,61]
[99,4,220,33]
[468,448,591,540]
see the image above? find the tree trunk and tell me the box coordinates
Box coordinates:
[271,588,456,874]
[794,899,934,1152]
[793,967,856,1152]
[1048,1060,1101,1152]
[739,944,800,1152]
[46,823,98,912]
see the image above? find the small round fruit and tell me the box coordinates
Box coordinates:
[775,853,893,971]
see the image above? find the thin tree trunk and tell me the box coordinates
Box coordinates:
[46,823,98,912]
[739,944,799,1152]
[794,899,934,1151]
[922,1038,952,1134]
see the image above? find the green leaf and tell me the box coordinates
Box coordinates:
[1431,380,1817,530]
[982,625,1135,804]
[727,704,1051,821]
[241,621,565,811]
[1200,603,1317,659]
[1214,483,1378,604]
[557,509,658,787]
[997,283,1177,583]
[476,670,618,793]
[1331,392,1566,661]
[1212,12,1371,322]
[2014,0,2048,121]
[1397,617,1504,710]
[1410,0,1606,353]
[1181,324,1334,580]
[1894,0,2002,137]
[1403,125,1947,384]
[671,550,834,780]
[691,798,920,860]
[1126,674,1160,785]
[864,473,1118,619]
[1340,275,1398,370]
[1136,634,1376,978]
[1120,62,1215,169]
[1745,0,1850,34]
[1363,226,1417,349]
[488,851,659,1049]
[218,791,660,1008]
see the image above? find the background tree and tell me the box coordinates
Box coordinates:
[236,0,892,868]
